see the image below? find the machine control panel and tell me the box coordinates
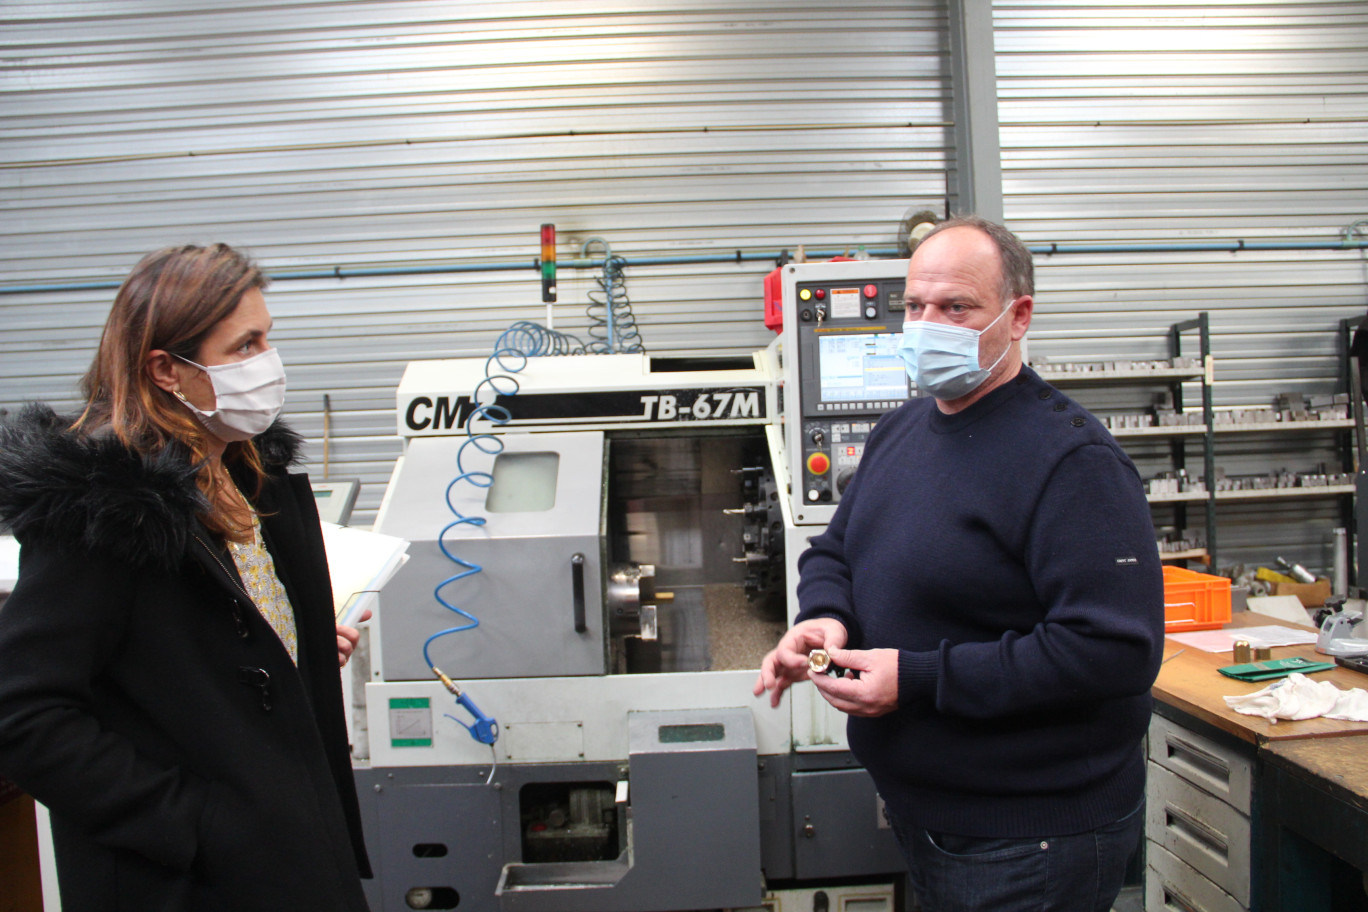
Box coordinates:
[799,419,874,504]
[781,260,913,524]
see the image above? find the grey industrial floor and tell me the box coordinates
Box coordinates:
[1112,884,1144,912]
[901,887,1142,911]
[901,882,1144,911]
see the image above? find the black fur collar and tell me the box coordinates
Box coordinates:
[0,404,304,567]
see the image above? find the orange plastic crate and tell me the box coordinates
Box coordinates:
[1162,566,1232,632]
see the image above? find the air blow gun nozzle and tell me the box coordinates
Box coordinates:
[431,665,499,745]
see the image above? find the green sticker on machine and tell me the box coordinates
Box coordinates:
[659,723,725,744]
[389,697,433,747]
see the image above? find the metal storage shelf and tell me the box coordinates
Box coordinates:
[1151,486,1355,504]
[1041,315,1359,570]
[1214,484,1356,502]
[1037,367,1203,386]
[1112,425,1208,439]
[1160,547,1210,563]
[1036,314,1218,563]
[1114,419,1351,440]
[1147,491,1211,504]
[1212,418,1354,433]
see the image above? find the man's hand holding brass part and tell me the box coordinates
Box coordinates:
[753,617,848,708]
[808,646,900,718]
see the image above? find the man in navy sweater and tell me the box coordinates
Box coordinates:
[755,216,1164,912]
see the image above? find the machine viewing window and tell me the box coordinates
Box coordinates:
[816,332,907,403]
[485,452,559,512]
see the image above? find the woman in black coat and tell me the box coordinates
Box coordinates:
[0,244,372,911]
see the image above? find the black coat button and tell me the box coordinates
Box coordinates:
[237,666,273,712]
[1071,417,1086,427]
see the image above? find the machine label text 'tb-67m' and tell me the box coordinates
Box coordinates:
[403,387,767,432]
[637,389,763,421]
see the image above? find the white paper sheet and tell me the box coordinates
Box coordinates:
[320,522,410,626]
[0,534,19,593]
[1167,624,1320,653]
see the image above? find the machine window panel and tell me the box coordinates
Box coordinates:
[485,452,560,512]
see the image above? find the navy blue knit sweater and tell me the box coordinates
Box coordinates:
[796,366,1164,838]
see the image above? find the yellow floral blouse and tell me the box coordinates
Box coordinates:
[227,512,299,665]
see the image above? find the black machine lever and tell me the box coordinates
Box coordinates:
[571,553,587,632]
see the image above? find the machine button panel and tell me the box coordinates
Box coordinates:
[802,420,873,506]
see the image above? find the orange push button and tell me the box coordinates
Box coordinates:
[807,452,831,475]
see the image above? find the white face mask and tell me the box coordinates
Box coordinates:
[175,348,287,442]
[897,300,1016,401]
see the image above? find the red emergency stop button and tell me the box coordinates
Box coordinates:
[807,452,831,475]
[863,284,878,298]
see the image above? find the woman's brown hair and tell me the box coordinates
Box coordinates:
[75,243,270,540]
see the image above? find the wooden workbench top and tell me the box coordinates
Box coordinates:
[1154,610,1368,745]
[1262,736,1368,809]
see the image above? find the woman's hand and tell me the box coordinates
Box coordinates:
[336,608,372,668]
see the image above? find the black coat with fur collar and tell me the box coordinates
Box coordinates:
[0,405,371,911]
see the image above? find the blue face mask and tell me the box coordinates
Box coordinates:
[897,300,1017,400]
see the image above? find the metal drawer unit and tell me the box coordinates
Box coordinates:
[1146,714,1255,911]
[1146,844,1245,912]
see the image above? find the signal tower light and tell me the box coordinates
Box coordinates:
[540,224,557,303]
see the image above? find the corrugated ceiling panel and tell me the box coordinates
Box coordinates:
[996,0,1368,571]
[0,1,950,524]
[6,0,1367,573]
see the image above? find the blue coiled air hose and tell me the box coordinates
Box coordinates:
[423,347,528,750]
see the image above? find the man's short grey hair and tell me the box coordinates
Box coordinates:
[917,215,1034,301]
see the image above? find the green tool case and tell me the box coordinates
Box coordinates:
[1217,655,1337,682]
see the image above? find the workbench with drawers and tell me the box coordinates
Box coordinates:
[1148,611,1368,911]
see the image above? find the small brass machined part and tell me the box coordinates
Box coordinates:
[808,649,831,674]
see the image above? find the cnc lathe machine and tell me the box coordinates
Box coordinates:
[353,259,917,912]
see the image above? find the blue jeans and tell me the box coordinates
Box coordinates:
[883,800,1144,912]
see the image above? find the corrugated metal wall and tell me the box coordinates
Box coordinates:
[0,0,949,524]
[3,0,1367,572]
[995,1,1368,572]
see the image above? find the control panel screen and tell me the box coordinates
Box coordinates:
[816,332,907,404]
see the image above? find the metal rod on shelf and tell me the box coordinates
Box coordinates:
[4,236,1368,297]
[1195,312,1218,569]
